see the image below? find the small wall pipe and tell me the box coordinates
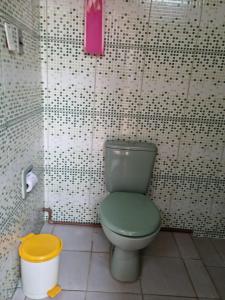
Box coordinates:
[42,207,193,233]
[42,207,101,227]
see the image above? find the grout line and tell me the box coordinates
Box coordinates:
[50,224,55,233]
[210,239,225,264]
[44,0,49,211]
[173,0,204,200]
[57,288,212,298]
[205,265,225,270]
[136,0,153,142]
[139,274,145,300]
[84,238,94,300]
[172,232,198,298]
[88,55,98,208]
[85,290,142,296]
[193,236,225,268]
[197,240,224,299]
[180,261,198,299]
[141,254,181,259]
[61,248,92,253]
[143,294,200,299]
[173,232,201,260]
[183,0,204,112]
[171,232,181,258]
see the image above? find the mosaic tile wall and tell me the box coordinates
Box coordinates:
[40,0,225,238]
[0,1,44,299]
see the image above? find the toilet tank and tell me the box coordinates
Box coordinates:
[105,141,157,194]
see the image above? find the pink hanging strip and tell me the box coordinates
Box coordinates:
[84,0,104,55]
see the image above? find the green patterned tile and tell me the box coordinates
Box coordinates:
[40,0,225,238]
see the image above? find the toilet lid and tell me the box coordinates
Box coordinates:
[100,192,161,237]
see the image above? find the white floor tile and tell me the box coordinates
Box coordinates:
[212,239,225,262]
[17,279,22,288]
[52,291,86,300]
[142,232,180,257]
[59,251,90,290]
[207,267,225,300]
[27,291,85,300]
[174,233,199,259]
[185,259,218,298]
[86,291,142,300]
[88,253,141,293]
[141,257,195,297]
[144,296,197,300]
[53,225,92,251]
[193,238,224,267]
[12,288,25,300]
[41,222,55,234]
[92,227,110,252]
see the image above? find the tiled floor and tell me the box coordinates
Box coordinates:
[13,224,225,300]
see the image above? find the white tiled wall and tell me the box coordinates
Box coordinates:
[40,0,225,237]
[0,1,44,299]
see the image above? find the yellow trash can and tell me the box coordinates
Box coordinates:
[19,233,63,299]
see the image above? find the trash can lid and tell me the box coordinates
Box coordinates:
[19,233,63,263]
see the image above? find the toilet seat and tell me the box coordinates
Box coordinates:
[100,192,161,237]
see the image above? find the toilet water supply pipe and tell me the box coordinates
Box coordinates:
[42,208,100,227]
[42,208,192,232]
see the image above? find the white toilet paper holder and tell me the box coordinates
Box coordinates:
[21,164,33,199]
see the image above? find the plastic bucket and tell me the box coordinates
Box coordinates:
[19,233,63,299]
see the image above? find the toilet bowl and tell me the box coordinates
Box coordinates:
[102,224,160,282]
[100,141,161,282]
[100,191,161,282]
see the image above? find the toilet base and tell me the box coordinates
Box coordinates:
[111,247,140,282]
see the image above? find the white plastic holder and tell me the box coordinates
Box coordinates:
[21,164,33,199]
[21,256,60,299]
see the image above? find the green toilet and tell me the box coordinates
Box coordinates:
[100,141,161,282]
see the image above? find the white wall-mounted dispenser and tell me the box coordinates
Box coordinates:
[4,22,24,54]
[21,165,38,199]
[4,22,18,52]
